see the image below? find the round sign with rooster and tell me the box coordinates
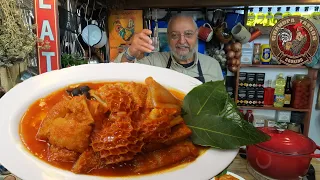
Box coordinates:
[270,17,319,66]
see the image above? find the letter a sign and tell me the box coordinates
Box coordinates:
[34,0,60,74]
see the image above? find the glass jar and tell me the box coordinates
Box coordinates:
[292,75,311,109]
[252,43,261,65]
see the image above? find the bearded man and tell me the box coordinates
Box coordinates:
[114,14,223,83]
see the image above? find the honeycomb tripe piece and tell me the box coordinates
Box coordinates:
[72,148,101,174]
[91,114,144,165]
[90,85,135,113]
[48,145,80,162]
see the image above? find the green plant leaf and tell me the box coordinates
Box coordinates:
[216,168,228,178]
[182,81,270,149]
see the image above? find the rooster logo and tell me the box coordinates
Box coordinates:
[113,19,135,41]
[278,28,292,46]
[279,23,307,55]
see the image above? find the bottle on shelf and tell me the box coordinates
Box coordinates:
[255,7,265,25]
[311,6,320,20]
[283,7,292,18]
[244,110,254,123]
[273,7,283,24]
[264,80,275,106]
[239,109,245,118]
[302,7,310,19]
[263,7,274,26]
[292,7,301,16]
[274,73,286,108]
[284,76,292,107]
[246,8,255,26]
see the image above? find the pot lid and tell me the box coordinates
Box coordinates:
[255,127,317,155]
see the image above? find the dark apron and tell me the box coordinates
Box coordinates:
[166,56,205,83]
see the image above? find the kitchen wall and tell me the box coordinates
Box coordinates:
[309,73,320,159]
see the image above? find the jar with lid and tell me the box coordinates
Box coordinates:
[252,43,261,64]
[292,75,311,109]
[244,110,254,123]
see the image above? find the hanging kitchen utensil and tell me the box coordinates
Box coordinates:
[81,0,103,47]
[214,22,232,44]
[211,9,225,27]
[93,10,107,49]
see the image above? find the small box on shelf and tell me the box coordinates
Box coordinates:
[247,88,257,106]
[256,73,265,87]
[265,119,276,127]
[237,87,247,106]
[239,72,247,87]
[246,73,256,87]
[276,111,292,123]
[256,88,264,107]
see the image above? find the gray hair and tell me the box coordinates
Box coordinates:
[167,14,198,33]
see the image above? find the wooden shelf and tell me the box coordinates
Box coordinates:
[240,64,308,69]
[238,106,310,112]
[124,0,320,8]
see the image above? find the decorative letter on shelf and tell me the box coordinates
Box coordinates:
[34,0,60,74]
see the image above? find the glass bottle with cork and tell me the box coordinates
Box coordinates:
[284,76,292,107]
[255,7,265,25]
[273,7,283,24]
[302,7,310,19]
[246,8,255,27]
[263,7,274,26]
[311,6,320,20]
[292,7,301,16]
[283,7,292,18]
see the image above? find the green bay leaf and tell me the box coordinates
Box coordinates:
[182,81,270,149]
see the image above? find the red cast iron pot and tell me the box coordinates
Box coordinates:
[247,127,320,180]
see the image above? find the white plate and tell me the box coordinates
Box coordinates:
[0,63,238,180]
[211,171,245,180]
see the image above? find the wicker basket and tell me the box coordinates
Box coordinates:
[0,62,28,92]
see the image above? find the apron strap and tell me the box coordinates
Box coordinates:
[166,56,205,83]
[166,56,172,69]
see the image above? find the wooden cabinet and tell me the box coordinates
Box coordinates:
[233,64,318,136]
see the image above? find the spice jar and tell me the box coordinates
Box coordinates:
[244,110,254,123]
[292,75,311,109]
[252,43,261,65]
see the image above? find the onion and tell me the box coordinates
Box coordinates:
[235,51,242,59]
[225,44,232,51]
[228,65,238,72]
[226,51,235,60]
[231,42,242,52]
[229,58,237,66]
[235,58,241,66]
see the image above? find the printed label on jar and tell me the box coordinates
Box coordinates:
[284,94,291,104]
[274,95,285,102]
[262,48,271,60]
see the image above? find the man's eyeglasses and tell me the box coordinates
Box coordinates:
[169,30,197,40]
